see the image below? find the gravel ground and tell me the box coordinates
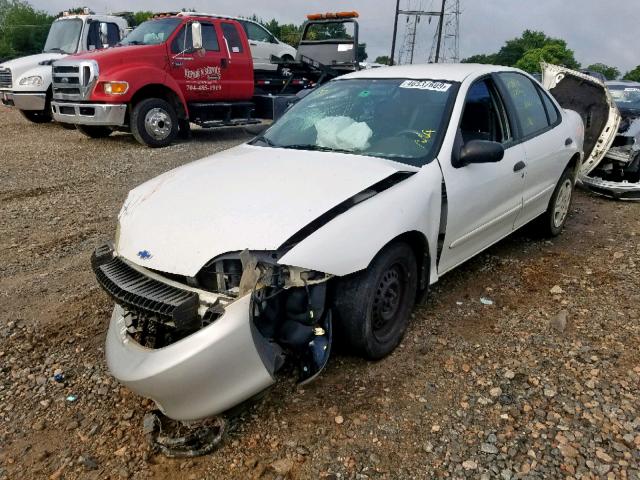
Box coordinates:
[0,106,639,480]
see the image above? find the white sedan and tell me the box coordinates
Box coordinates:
[92,64,601,421]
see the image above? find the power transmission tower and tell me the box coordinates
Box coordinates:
[428,0,461,63]
[390,0,444,65]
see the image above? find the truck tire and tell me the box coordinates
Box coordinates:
[333,242,418,360]
[538,166,575,237]
[131,98,179,148]
[20,109,52,123]
[76,125,113,138]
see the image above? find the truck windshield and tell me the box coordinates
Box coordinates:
[256,78,458,167]
[43,19,83,54]
[120,18,182,46]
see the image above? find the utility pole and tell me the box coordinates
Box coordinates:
[434,0,446,63]
[390,0,401,65]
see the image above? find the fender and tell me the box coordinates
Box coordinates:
[279,161,443,284]
[90,66,189,115]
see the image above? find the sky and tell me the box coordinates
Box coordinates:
[29,0,639,73]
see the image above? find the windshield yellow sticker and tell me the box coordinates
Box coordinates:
[399,80,451,92]
[415,129,436,148]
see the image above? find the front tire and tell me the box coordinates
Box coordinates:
[20,109,52,123]
[76,125,113,138]
[539,166,575,237]
[131,98,178,148]
[333,242,418,360]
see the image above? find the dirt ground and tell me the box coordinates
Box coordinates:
[0,106,638,480]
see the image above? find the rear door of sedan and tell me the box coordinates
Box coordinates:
[495,72,574,228]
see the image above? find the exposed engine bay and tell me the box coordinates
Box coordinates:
[92,243,333,387]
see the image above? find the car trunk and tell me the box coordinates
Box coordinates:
[542,63,620,176]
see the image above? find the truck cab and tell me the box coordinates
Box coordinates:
[0,12,128,123]
[51,13,257,145]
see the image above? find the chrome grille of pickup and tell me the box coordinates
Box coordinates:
[52,60,98,100]
[0,68,12,88]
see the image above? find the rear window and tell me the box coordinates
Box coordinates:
[221,23,244,53]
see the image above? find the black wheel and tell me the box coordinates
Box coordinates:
[281,54,294,62]
[333,242,418,360]
[76,125,113,138]
[538,166,575,237]
[20,109,52,123]
[131,97,178,148]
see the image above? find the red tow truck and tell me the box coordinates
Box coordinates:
[50,11,362,147]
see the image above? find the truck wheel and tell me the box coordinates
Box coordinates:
[20,110,52,123]
[333,242,418,360]
[76,125,113,138]
[131,98,178,148]
[538,166,575,237]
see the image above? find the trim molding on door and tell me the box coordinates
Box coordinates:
[449,203,522,249]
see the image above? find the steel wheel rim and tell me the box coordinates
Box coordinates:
[553,179,572,228]
[144,108,172,141]
[371,264,405,342]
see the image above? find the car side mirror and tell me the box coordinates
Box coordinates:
[455,140,504,167]
[191,22,203,51]
[99,23,109,47]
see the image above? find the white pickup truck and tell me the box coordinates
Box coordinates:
[0,13,128,123]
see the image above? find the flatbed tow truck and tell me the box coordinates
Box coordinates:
[51,11,362,147]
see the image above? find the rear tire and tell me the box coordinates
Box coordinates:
[131,98,178,148]
[333,242,418,360]
[20,109,52,123]
[76,125,113,138]
[538,166,575,237]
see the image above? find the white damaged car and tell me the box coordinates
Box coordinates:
[93,64,607,421]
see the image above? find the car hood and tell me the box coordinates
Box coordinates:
[116,144,415,276]
[0,53,65,82]
[542,62,621,176]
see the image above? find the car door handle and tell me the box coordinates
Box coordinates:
[513,161,526,172]
[221,58,229,69]
[249,42,257,46]
[565,137,573,146]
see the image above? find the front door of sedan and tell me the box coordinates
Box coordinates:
[437,77,526,274]
[240,20,277,70]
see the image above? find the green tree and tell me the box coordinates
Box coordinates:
[515,43,580,74]
[623,66,640,82]
[461,53,498,64]
[357,43,367,62]
[462,30,580,73]
[374,55,392,65]
[0,0,53,59]
[132,11,153,26]
[587,63,620,80]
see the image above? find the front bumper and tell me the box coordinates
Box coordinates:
[107,296,276,421]
[580,175,640,201]
[51,101,126,126]
[0,91,47,111]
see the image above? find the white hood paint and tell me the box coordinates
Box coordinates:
[116,144,411,276]
[0,53,66,87]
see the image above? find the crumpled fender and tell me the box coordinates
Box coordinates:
[279,161,443,282]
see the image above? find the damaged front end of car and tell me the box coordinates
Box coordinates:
[92,242,333,422]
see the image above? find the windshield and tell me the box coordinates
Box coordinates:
[43,19,83,54]
[120,18,182,46]
[256,78,457,166]
[609,85,640,110]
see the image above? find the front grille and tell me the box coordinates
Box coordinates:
[52,60,98,100]
[91,245,199,332]
[0,68,11,88]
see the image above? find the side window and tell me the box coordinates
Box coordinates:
[221,22,244,53]
[246,22,272,43]
[460,79,511,145]
[202,23,220,51]
[171,25,192,53]
[499,72,550,138]
[539,87,559,125]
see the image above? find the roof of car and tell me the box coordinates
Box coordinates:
[339,63,522,82]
